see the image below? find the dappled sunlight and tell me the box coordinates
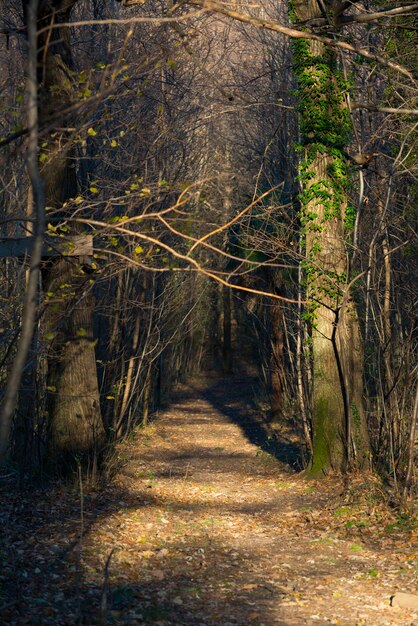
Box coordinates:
[1,377,416,625]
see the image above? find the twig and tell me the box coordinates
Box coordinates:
[77,460,84,625]
[187,0,414,79]
[100,549,116,626]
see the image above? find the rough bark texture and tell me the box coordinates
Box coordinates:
[293,0,370,474]
[23,0,104,468]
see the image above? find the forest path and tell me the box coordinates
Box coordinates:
[1,377,417,626]
[81,376,416,626]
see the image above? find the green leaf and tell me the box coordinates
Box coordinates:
[87,127,97,137]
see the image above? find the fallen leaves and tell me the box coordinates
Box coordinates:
[1,380,417,626]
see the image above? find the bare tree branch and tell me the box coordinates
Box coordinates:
[337,3,418,25]
[72,218,302,304]
[352,102,418,115]
[186,0,415,79]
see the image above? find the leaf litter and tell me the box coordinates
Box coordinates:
[0,376,417,625]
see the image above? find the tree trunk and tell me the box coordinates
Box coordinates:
[269,274,285,424]
[292,0,370,474]
[222,284,233,375]
[24,0,104,469]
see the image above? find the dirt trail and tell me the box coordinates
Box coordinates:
[1,377,417,625]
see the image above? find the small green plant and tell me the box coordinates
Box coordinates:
[147,470,156,488]
[274,481,292,490]
[334,506,350,517]
[345,520,367,528]
[350,543,363,552]
[367,568,379,578]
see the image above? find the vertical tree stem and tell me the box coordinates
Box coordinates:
[0,0,45,462]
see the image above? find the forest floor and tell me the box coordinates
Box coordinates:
[1,375,417,626]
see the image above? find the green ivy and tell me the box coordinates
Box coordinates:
[290,9,358,316]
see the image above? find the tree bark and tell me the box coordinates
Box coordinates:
[22,0,104,469]
[292,0,370,474]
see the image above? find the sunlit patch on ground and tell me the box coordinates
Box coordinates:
[0,377,417,625]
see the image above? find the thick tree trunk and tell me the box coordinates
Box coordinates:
[23,0,104,468]
[292,0,370,474]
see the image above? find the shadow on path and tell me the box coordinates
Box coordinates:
[172,375,304,471]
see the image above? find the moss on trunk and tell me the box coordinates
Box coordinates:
[291,0,370,474]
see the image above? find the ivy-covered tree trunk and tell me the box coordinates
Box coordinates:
[292,0,369,474]
[24,0,104,468]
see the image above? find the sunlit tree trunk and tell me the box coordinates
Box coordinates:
[292,0,369,474]
[23,0,104,468]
